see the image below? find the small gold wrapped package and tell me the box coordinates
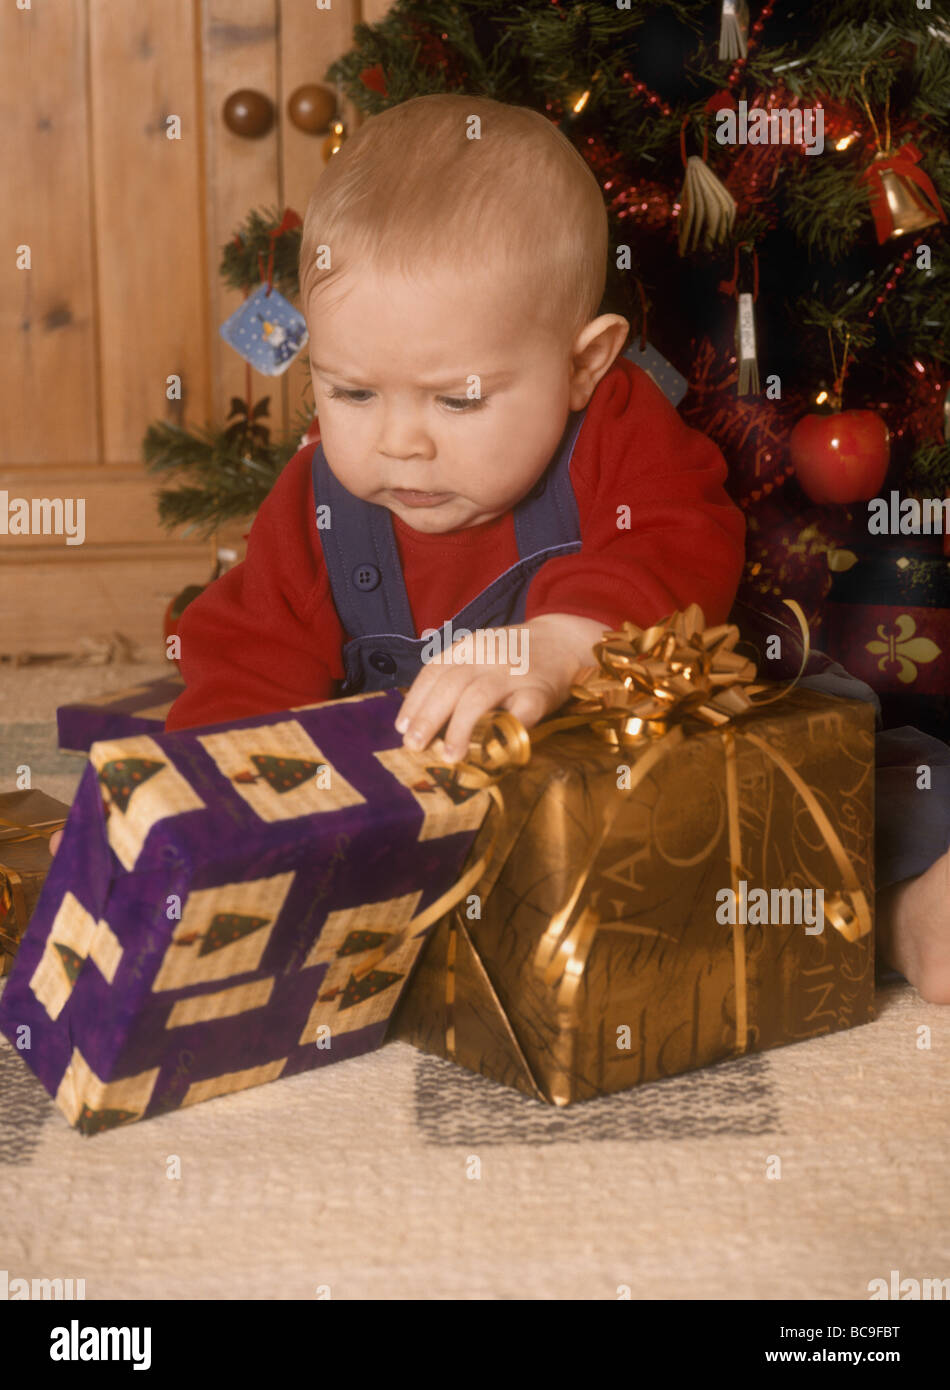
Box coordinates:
[0,790,70,977]
[389,605,875,1105]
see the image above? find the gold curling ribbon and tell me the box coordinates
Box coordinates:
[445,918,458,1057]
[0,815,67,846]
[350,711,531,981]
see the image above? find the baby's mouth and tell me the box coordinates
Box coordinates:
[390,488,453,509]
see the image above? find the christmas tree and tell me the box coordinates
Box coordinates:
[323,0,950,736]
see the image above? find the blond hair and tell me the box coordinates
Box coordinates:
[298,94,607,342]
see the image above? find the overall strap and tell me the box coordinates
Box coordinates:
[313,449,416,639]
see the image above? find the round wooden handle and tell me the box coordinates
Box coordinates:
[222,89,275,138]
[287,84,337,134]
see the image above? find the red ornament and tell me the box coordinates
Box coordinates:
[789,410,891,505]
[359,64,388,97]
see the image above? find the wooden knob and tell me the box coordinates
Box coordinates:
[222,89,275,138]
[288,84,337,134]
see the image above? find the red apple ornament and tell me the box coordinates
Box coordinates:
[789,409,891,505]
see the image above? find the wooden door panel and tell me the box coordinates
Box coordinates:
[202,0,282,431]
[0,547,217,656]
[89,0,210,465]
[0,469,189,548]
[1,0,99,467]
[1,0,371,659]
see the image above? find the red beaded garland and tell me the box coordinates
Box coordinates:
[621,70,672,117]
[865,236,928,319]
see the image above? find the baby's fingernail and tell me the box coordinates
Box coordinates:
[395,716,409,733]
[406,729,423,748]
[443,744,460,763]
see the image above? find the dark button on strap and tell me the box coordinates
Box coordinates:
[352,563,381,591]
[368,651,397,675]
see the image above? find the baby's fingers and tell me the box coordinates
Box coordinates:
[499,685,551,732]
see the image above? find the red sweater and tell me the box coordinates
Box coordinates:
[165,357,746,732]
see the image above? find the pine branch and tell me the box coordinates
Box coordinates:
[218,205,302,297]
[906,443,950,496]
[142,418,304,539]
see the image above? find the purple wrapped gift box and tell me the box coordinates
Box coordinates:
[57,674,185,753]
[0,690,490,1134]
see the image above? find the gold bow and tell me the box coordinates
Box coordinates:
[565,601,760,745]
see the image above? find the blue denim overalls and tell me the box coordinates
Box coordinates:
[311,418,950,901]
[311,408,587,697]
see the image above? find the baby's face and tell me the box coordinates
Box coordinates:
[306,264,577,533]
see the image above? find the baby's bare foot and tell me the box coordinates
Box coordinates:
[48,828,63,857]
[877,844,950,1004]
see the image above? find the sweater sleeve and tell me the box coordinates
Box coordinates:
[524,360,747,631]
[164,445,344,732]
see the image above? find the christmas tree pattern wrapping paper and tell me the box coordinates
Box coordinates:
[57,674,186,753]
[389,685,876,1106]
[0,690,491,1135]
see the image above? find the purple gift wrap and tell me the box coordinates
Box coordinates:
[57,675,186,753]
[0,690,491,1134]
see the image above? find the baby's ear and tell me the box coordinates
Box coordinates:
[569,314,631,406]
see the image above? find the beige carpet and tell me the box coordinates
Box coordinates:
[2,660,948,1300]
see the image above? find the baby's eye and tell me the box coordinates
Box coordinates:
[439,395,487,413]
[327,386,372,403]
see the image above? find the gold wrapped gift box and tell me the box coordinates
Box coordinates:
[389,611,876,1105]
[0,790,70,977]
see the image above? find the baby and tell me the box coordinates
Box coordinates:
[164,94,744,749]
[55,95,950,1004]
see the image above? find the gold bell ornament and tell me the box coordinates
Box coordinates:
[322,119,347,163]
[856,68,946,243]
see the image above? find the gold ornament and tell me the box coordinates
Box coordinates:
[857,68,946,242]
[322,119,347,163]
[869,151,942,239]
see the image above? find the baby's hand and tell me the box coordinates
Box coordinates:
[395,613,607,763]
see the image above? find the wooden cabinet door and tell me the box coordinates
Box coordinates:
[1,0,365,660]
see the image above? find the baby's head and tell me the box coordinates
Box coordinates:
[298,94,628,533]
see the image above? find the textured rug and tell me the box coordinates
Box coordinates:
[1,663,948,1301]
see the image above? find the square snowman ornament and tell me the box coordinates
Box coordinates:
[219,284,308,376]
